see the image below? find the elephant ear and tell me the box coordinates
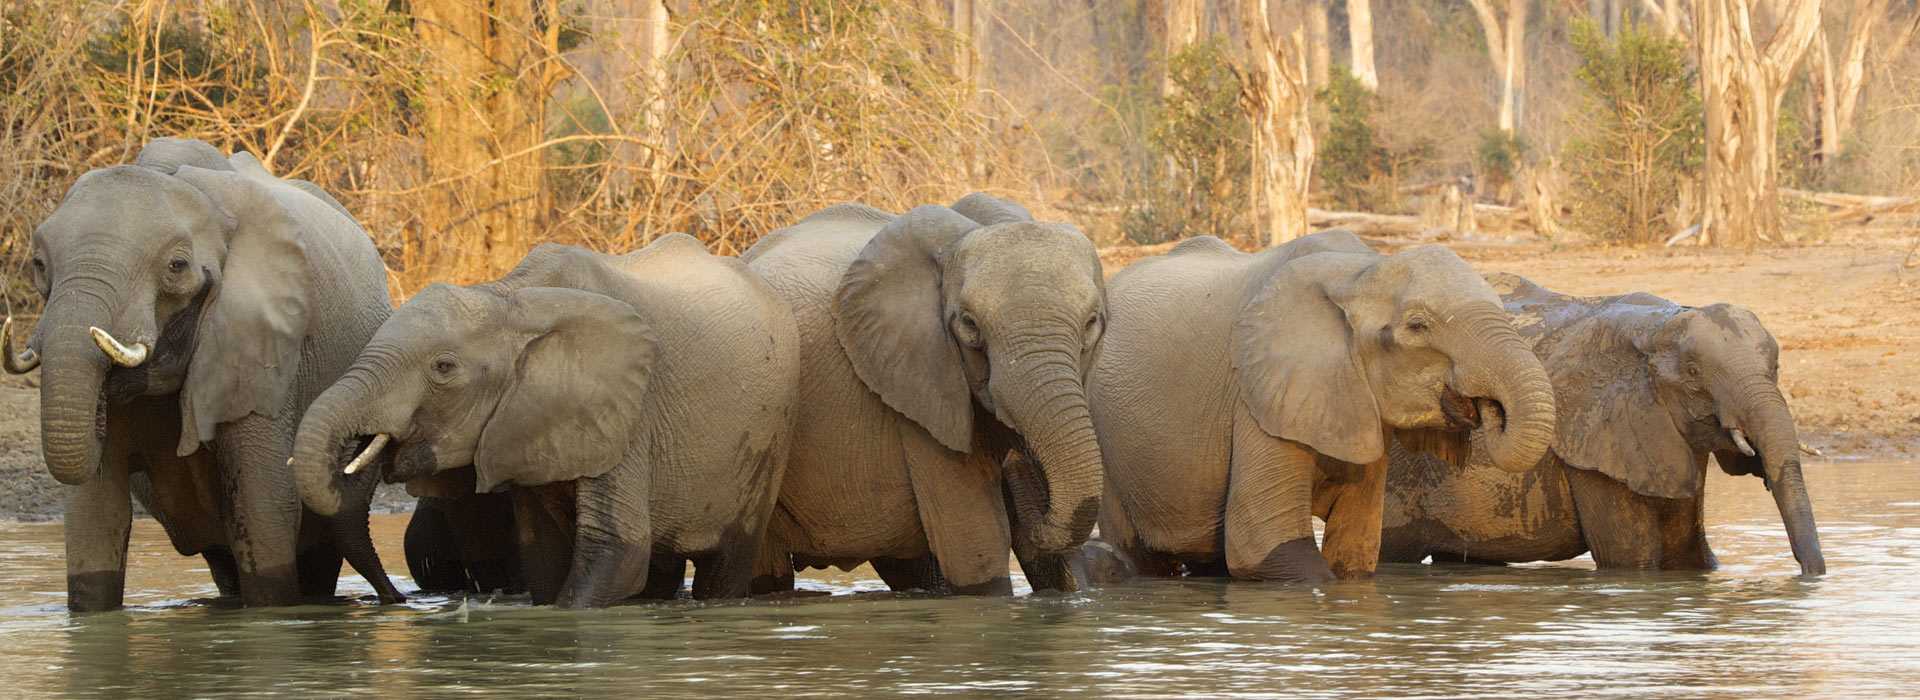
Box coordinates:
[1544,312,1698,499]
[949,192,1033,226]
[136,138,233,174]
[170,166,312,457]
[475,287,657,492]
[833,205,981,452]
[1232,252,1384,465]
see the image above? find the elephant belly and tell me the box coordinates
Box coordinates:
[1386,451,1584,564]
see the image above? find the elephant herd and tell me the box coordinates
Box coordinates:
[7,139,1824,613]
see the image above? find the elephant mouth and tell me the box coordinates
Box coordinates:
[1439,385,1494,432]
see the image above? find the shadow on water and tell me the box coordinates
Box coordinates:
[3,462,1918,697]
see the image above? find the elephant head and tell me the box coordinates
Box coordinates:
[832,198,1106,555]
[291,284,657,516]
[1235,245,1556,474]
[1504,273,1824,575]
[7,139,310,484]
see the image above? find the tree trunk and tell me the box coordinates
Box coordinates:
[1349,0,1377,90]
[1163,0,1206,96]
[1696,0,1823,247]
[413,0,559,281]
[1241,0,1315,246]
[593,0,673,207]
[1812,0,1889,164]
[1467,0,1525,134]
[1306,0,1331,90]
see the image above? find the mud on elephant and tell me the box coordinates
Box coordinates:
[291,237,799,607]
[4,138,402,610]
[1090,231,1557,583]
[741,194,1106,594]
[1380,274,1824,575]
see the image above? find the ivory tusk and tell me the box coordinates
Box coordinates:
[343,434,390,475]
[1730,428,1756,457]
[88,326,149,368]
[1799,442,1824,458]
[1,317,38,373]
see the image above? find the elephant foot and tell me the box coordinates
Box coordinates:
[67,571,126,613]
[238,565,303,607]
[1241,538,1335,584]
[750,571,795,595]
[204,548,241,597]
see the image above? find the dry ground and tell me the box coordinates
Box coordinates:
[0,234,1912,521]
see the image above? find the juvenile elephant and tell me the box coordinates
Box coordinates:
[1090,232,1557,582]
[403,492,524,595]
[741,194,1106,594]
[1380,274,1825,574]
[4,138,401,610]
[291,236,799,607]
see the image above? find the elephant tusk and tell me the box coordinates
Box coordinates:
[1799,442,1824,458]
[1,317,38,373]
[88,326,149,368]
[1730,428,1756,457]
[343,434,390,475]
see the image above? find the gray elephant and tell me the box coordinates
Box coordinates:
[1089,231,1558,583]
[1380,274,1825,574]
[740,194,1106,594]
[2,138,402,610]
[290,236,799,607]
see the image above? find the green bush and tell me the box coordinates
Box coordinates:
[1120,40,1249,245]
[1561,17,1702,244]
[1475,128,1526,200]
[1316,68,1384,209]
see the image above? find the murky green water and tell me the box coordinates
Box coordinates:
[0,463,1915,697]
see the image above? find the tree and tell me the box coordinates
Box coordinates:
[1695,0,1822,246]
[590,0,673,199]
[1466,0,1529,134]
[1238,0,1315,245]
[1349,0,1377,90]
[1163,0,1207,95]
[1810,0,1915,165]
[412,0,563,279]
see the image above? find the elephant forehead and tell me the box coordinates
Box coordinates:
[395,284,502,326]
[41,167,202,244]
[954,225,1098,285]
[1373,247,1500,306]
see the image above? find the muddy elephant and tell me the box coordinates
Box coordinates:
[3,138,401,610]
[1380,274,1825,575]
[292,236,799,607]
[740,194,1106,594]
[1090,231,1557,583]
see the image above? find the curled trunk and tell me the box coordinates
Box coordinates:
[291,380,370,517]
[1452,306,1557,474]
[993,345,1104,555]
[38,293,114,485]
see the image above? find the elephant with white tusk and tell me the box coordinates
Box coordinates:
[9,137,402,611]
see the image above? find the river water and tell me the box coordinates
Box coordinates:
[0,462,1915,697]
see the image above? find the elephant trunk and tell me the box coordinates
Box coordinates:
[292,374,378,517]
[994,343,1104,555]
[37,290,115,485]
[1740,383,1825,576]
[1450,304,1557,474]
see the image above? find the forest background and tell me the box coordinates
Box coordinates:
[4,0,1919,310]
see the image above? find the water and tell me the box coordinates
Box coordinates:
[0,463,1916,697]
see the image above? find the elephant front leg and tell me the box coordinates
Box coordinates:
[557,470,652,608]
[1004,450,1078,593]
[65,458,132,612]
[1224,405,1333,583]
[216,414,304,607]
[1312,456,1387,579]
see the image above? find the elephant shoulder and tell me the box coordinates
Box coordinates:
[1111,237,1247,294]
[1167,235,1238,257]
[611,233,714,274]
[135,138,232,174]
[743,203,894,265]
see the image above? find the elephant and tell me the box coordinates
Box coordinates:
[290,235,800,607]
[1088,231,1558,583]
[403,492,525,595]
[1379,274,1825,575]
[3,137,402,610]
[739,193,1106,594]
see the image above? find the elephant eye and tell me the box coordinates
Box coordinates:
[954,313,984,349]
[1405,318,1430,333]
[432,357,457,375]
[167,258,189,274]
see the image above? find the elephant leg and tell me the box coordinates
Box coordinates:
[750,529,795,595]
[203,547,241,597]
[1224,404,1332,583]
[557,471,651,608]
[510,485,576,605]
[901,424,1012,595]
[296,536,344,598]
[452,492,524,594]
[405,498,473,593]
[872,555,947,592]
[65,455,133,612]
[692,534,764,600]
[1566,467,1661,569]
[215,414,303,607]
[1658,493,1717,570]
[1003,451,1077,593]
[638,554,686,600]
[1184,558,1230,577]
[1312,456,1388,579]
[1098,482,1183,579]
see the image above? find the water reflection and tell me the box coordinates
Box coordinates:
[1,463,1916,697]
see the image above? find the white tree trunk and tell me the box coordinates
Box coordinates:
[1307,0,1331,89]
[1349,0,1377,90]
[1812,0,1889,162]
[1696,0,1823,247]
[1241,0,1314,246]
[1164,0,1206,96]
[1467,0,1525,134]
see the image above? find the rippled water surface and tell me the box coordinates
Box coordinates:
[0,463,1916,697]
